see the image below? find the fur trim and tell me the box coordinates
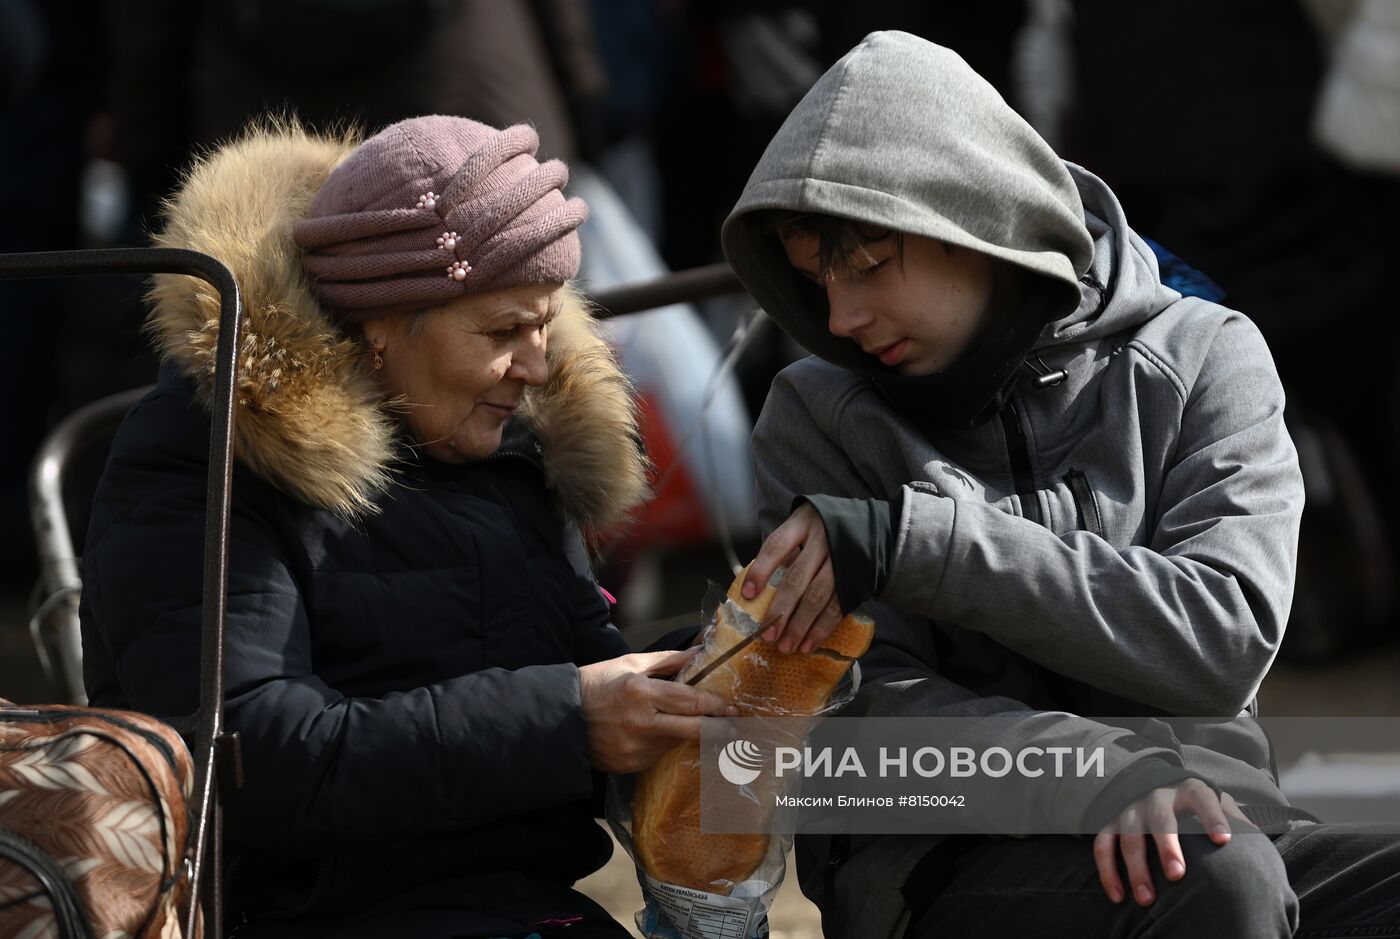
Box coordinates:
[148,121,648,527]
[525,285,651,529]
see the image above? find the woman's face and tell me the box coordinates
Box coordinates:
[782,231,999,376]
[362,284,560,463]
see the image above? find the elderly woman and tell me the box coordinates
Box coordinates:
[78,116,732,937]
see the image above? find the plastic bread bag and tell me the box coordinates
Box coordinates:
[607,567,874,939]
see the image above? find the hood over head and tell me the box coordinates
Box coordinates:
[722,30,1095,376]
[147,120,647,527]
[1047,163,1184,348]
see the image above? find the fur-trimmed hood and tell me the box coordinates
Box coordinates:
[147,122,648,527]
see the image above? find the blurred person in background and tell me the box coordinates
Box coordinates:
[106,0,606,231]
[1066,0,1400,660]
[1311,0,1400,178]
[0,0,108,596]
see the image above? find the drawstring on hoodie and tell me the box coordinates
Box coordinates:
[1025,351,1068,388]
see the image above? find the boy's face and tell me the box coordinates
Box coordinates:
[782,231,997,376]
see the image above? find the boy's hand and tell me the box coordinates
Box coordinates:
[1093,780,1253,906]
[743,503,846,653]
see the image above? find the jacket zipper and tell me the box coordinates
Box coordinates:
[1064,469,1105,537]
[999,396,1042,526]
[480,447,542,468]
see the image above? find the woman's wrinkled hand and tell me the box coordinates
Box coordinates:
[578,650,738,774]
[742,503,844,654]
[1093,779,1253,906]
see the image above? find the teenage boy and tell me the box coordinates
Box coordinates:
[723,31,1400,939]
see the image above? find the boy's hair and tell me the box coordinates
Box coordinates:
[763,210,909,282]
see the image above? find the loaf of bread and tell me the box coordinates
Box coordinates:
[632,565,874,893]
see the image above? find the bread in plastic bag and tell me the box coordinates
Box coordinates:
[608,564,873,938]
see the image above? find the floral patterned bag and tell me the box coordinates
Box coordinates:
[0,701,199,939]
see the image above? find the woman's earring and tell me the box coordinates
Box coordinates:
[370,346,384,370]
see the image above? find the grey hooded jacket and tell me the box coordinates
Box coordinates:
[722,31,1304,938]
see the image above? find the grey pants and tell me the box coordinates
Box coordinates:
[903,821,1400,938]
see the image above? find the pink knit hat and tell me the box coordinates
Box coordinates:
[293,115,587,321]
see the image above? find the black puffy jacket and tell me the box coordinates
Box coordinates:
[83,366,629,918]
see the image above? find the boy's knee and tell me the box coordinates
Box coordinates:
[1156,830,1298,938]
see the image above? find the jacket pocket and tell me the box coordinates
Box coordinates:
[1064,469,1105,538]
